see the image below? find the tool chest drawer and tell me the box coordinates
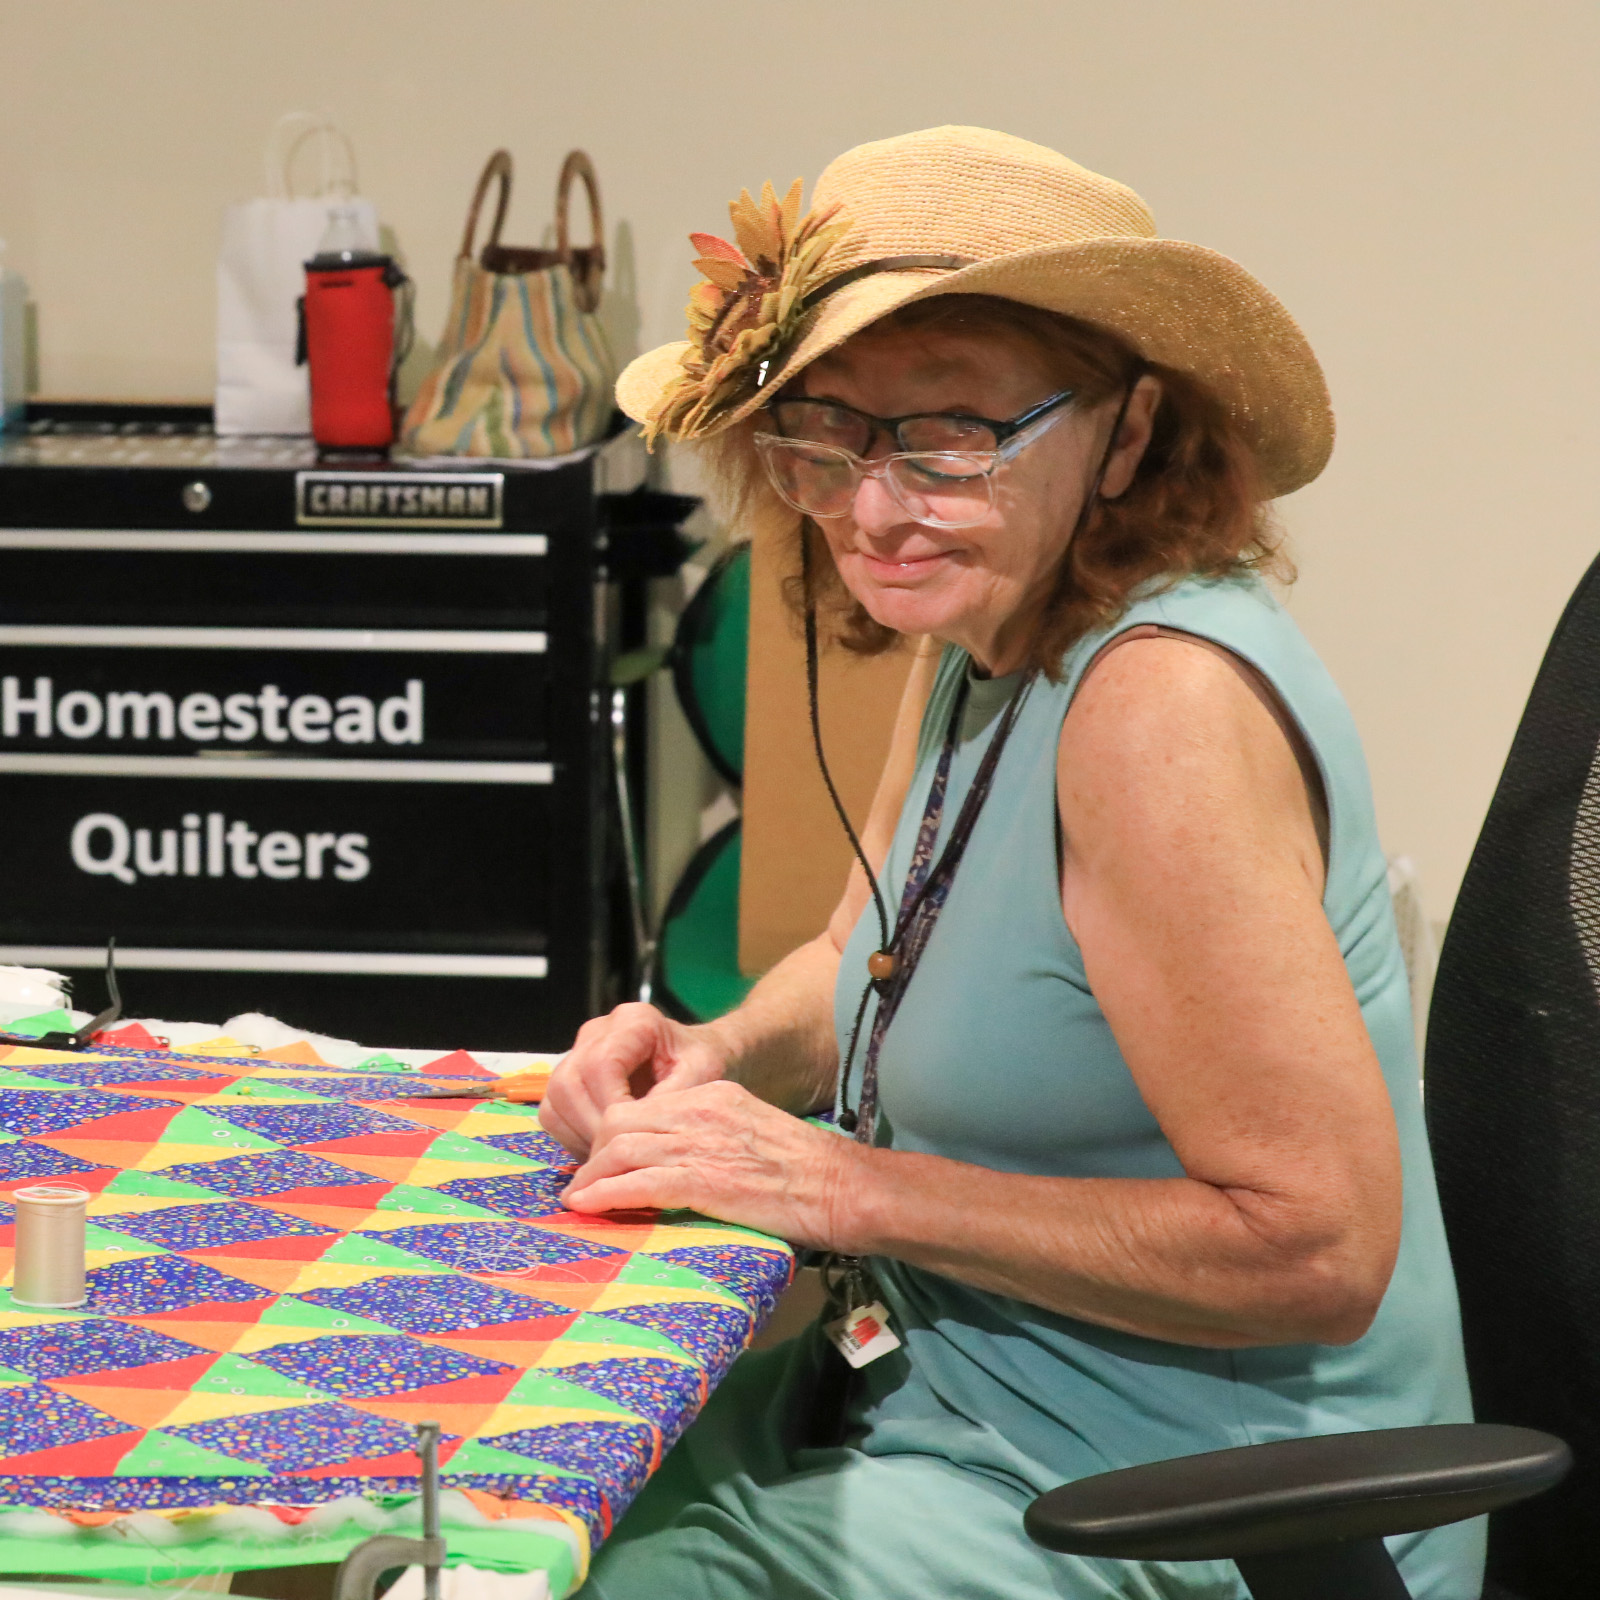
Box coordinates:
[0,414,624,1048]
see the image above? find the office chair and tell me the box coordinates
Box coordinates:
[1030,555,1600,1598]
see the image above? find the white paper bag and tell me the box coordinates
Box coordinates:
[215,113,379,436]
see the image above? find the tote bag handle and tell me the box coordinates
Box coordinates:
[459,148,607,312]
[459,149,514,261]
[554,150,606,312]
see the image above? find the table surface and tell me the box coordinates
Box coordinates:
[0,1018,794,1597]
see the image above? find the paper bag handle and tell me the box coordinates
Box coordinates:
[266,111,359,200]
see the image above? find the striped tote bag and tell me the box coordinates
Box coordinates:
[400,149,615,459]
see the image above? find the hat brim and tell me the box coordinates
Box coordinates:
[617,237,1332,499]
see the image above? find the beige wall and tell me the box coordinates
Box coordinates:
[3,0,1597,924]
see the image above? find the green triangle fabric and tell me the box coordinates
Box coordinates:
[0,1288,93,1319]
[255,1297,402,1336]
[443,1438,585,1476]
[1,1008,75,1037]
[371,1183,505,1220]
[216,1081,335,1104]
[0,1066,104,1093]
[503,1368,637,1414]
[161,1105,281,1153]
[192,1351,335,1402]
[85,1223,169,1259]
[0,1362,37,1384]
[421,1131,541,1168]
[614,1255,733,1295]
[318,1234,457,1275]
[568,1311,702,1360]
[101,1169,234,1202]
[113,1430,271,1478]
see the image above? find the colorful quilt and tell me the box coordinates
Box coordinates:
[0,1024,794,1593]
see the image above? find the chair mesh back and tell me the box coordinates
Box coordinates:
[1427,555,1600,1599]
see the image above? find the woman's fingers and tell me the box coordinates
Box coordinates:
[564,1168,696,1215]
[564,1128,680,1194]
[540,1005,678,1151]
[536,1097,587,1158]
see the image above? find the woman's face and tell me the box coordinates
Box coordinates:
[793,323,1157,675]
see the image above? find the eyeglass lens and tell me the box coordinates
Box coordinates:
[762,399,1003,527]
[769,398,1003,455]
[760,437,997,527]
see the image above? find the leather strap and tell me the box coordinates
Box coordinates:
[799,253,975,315]
[459,149,513,261]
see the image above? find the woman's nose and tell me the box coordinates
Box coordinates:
[850,463,907,533]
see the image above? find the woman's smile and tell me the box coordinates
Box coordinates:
[854,545,956,580]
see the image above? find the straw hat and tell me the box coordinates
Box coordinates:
[617,125,1333,498]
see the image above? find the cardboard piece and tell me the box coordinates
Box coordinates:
[738,536,914,975]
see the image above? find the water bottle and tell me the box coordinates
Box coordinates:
[0,240,26,431]
[299,204,410,451]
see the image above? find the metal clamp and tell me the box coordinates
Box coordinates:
[334,1422,446,1600]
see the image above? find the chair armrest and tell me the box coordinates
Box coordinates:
[1024,1423,1569,1562]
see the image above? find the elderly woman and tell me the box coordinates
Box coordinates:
[543,127,1477,1600]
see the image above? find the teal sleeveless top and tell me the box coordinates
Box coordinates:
[833,572,1481,1598]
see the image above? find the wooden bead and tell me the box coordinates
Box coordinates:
[867,950,897,981]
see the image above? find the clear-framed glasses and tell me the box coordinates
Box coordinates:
[755,389,1076,530]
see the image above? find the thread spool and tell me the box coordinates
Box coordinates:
[12,1183,89,1308]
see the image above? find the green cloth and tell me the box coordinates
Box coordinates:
[584,574,1481,1600]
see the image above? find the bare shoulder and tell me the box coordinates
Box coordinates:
[1058,634,1320,882]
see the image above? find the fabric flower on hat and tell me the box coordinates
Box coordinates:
[646,180,851,444]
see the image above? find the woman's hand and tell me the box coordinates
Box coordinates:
[539,1003,734,1158]
[561,1079,861,1250]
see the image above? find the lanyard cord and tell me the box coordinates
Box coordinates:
[800,369,1144,1137]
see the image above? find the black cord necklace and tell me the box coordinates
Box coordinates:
[801,370,1143,1142]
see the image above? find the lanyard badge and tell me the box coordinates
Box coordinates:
[822,1254,902,1368]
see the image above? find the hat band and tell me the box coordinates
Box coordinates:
[800,254,975,315]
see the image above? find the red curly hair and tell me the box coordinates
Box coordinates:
[696,294,1289,678]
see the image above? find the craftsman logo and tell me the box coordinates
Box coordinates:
[296,470,504,528]
[71,811,370,884]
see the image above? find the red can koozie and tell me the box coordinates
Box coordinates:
[301,254,403,450]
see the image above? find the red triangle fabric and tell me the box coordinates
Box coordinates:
[53,1351,219,1390]
[0,1428,142,1475]
[385,1367,523,1407]
[189,1234,332,1261]
[420,1050,491,1079]
[53,1104,183,1141]
[97,1023,162,1049]
[302,1131,437,1159]
[0,1165,119,1198]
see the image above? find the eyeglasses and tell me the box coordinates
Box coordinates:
[754,390,1076,529]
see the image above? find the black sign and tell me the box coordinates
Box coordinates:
[0,772,553,958]
[0,643,550,759]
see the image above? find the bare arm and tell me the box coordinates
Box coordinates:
[540,637,939,1151]
[565,639,1403,1347]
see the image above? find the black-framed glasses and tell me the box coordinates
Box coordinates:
[755,389,1077,529]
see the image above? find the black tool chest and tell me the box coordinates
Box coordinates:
[0,405,665,1050]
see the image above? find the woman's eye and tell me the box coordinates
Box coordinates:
[903,419,997,452]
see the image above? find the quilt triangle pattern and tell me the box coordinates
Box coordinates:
[0,1036,793,1570]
